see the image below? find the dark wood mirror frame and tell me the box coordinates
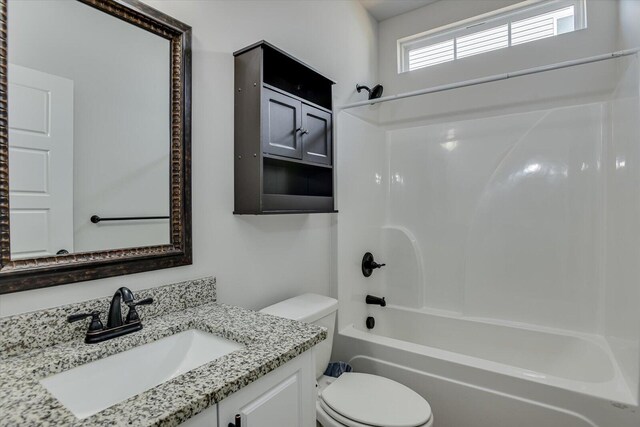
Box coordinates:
[0,0,192,294]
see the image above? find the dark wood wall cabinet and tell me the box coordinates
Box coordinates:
[234,41,336,214]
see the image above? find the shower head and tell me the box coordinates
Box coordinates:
[356,83,384,100]
[369,84,384,99]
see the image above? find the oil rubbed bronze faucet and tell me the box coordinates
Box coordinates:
[68,287,153,344]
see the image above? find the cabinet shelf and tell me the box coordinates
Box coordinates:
[234,41,335,215]
[263,153,333,169]
[263,157,332,197]
[261,195,336,214]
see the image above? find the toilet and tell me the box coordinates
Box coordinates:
[261,294,434,427]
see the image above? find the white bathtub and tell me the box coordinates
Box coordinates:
[333,305,639,427]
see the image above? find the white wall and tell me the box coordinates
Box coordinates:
[0,0,378,316]
[378,0,620,94]
[376,0,620,125]
[8,0,171,253]
[618,0,640,51]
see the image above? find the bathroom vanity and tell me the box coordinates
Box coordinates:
[0,278,324,426]
[185,351,315,427]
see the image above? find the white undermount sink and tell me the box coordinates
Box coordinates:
[40,329,244,419]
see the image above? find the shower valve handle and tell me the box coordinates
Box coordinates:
[362,252,385,277]
[369,261,385,269]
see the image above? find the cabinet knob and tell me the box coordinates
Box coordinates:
[228,414,241,427]
[296,127,309,135]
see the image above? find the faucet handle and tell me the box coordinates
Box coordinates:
[127,297,153,307]
[68,311,104,332]
[125,297,153,323]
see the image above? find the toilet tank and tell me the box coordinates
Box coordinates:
[260,294,338,379]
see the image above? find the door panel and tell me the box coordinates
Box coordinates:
[8,83,49,134]
[9,147,49,192]
[238,374,300,425]
[10,210,49,258]
[262,87,302,159]
[218,351,315,427]
[8,64,74,259]
[301,104,332,165]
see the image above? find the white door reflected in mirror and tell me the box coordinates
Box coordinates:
[9,64,74,259]
[7,0,172,258]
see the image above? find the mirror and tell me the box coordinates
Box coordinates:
[0,0,192,293]
[9,0,171,257]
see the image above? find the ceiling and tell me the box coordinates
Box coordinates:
[359,0,440,21]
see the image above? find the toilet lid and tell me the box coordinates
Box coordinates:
[320,373,432,427]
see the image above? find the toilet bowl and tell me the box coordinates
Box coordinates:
[260,294,434,427]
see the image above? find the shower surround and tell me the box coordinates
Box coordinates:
[334,56,639,427]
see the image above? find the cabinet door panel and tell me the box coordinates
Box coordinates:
[241,374,300,425]
[218,351,315,427]
[179,404,217,427]
[301,104,332,165]
[262,88,302,159]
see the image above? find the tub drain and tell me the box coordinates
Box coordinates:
[366,316,375,329]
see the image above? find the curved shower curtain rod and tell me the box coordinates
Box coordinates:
[339,47,640,110]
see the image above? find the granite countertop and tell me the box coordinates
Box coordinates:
[0,278,326,426]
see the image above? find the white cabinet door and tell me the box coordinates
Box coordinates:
[180,404,218,427]
[8,64,74,258]
[218,350,315,427]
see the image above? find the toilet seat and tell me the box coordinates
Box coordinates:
[318,373,433,427]
[318,399,433,427]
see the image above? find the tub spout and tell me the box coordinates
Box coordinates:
[366,295,386,307]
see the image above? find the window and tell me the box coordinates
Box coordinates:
[399,0,586,73]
